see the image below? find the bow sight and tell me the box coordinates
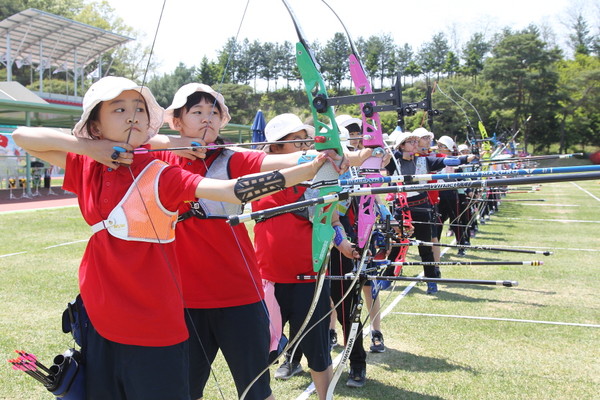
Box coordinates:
[311,72,441,129]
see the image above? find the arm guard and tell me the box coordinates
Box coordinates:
[443,157,461,166]
[234,170,286,203]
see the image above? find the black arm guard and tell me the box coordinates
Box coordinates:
[234,170,286,203]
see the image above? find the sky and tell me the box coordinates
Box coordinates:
[104,0,597,76]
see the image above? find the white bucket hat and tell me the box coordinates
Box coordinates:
[437,135,456,151]
[413,127,434,141]
[335,114,362,131]
[164,83,231,130]
[265,113,315,142]
[73,76,164,139]
[394,131,420,147]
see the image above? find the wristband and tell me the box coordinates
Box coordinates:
[333,225,345,246]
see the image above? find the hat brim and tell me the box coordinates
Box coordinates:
[73,85,164,140]
[164,83,231,130]
[268,124,315,142]
[336,116,362,129]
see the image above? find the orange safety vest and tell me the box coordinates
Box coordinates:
[91,160,178,243]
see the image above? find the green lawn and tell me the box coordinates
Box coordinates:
[1,177,599,399]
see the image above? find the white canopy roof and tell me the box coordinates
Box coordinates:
[0,8,132,72]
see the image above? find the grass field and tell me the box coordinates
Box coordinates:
[1,176,599,399]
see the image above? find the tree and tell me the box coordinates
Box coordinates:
[556,54,600,152]
[378,34,398,88]
[443,51,460,78]
[418,33,450,80]
[568,14,594,56]
[0,0,24,20]
[462,33,490,78]
[362,36,383,89]
[217,37,242,84]
[320,32,349,92]
[258,42,280,92]
[197,56,220,87]
[279,41,297,89]
[483,26,562,150]
[234,39,252,86]
[269,42,291,91]
[361,34,396,89]
[396,43,414,85]
[404,61,422,84]
[246,40,264,90]
[147,63,196,107]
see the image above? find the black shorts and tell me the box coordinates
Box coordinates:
[85,322,190,400]
[275,281,332,372]
[185,301,272,400]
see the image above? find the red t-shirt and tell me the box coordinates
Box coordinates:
[63,151,202,346]
[252,186,315,283]
[158,149,267,308]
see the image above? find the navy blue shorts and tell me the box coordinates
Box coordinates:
[185,301,272,400]
[85,322,190,400]
[275,281,332,372]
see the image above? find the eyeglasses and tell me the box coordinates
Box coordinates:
[292,138,312,148]
[404,140,418,145]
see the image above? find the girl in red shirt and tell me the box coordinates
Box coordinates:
[253,113,360,400]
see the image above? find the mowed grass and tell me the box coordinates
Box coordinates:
[0,177,599,399]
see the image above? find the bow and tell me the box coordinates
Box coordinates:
[446,86,496,231]
[280,0,345,271]
[239,2,346,398]
[320,0,386,251]
[318,2,412,395]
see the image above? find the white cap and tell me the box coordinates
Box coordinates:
[395,131,420,147]
[457,144,469,152]
[164,83,231,130]
[73,76,164,139]
[437,135,456,151]
[413,126,434,141]
[265,113,315,142]
[335,114,362,131]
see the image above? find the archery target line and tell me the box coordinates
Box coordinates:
[517,203,580,207]
[1,239,89,258]
[0,204,77,214]
[391,312,600,328]
[501,217,600,224]
[0,251,26,258]
[570,181,600,202]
